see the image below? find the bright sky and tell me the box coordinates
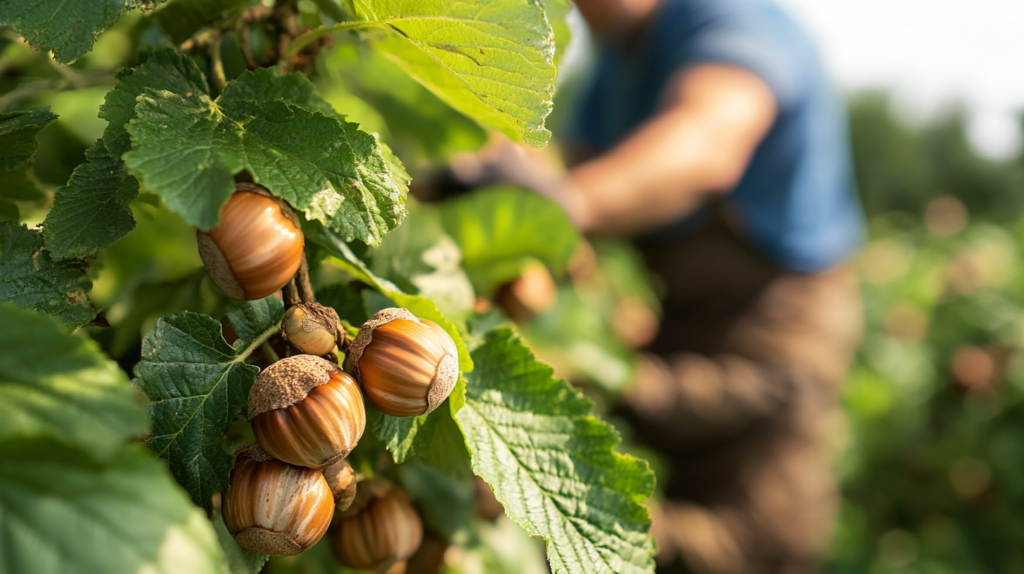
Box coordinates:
[774,0,1024,159]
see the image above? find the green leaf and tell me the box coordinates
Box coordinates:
[0,440,226,574]
[225,295,284,348]
[439,187,580,296]
[350,0,557,147]
[0,107,57,209]
[0,0,127,63]
[398,457,474,538]
[0,107,57,172]
[218,67,338,118]
[100,48,210,158]
[316,282,369,327]
[305,221,473,372]
[366,401,430,464]
[546,0,573,65]
[43,139,139,259]
[155,0,258,44]
[213,510,269,574]
[0,222,96,328]
[132,299,284,511]
[0,302,148,460]
[123,69,410,245]
[456,328,657,574]
[367,201,475,319]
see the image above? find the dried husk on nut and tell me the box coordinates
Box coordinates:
[248,354,341,418]
[323,459,358,512]
[249,355,365,469]
[282,303,344,356]
[347,308,459,416]
[223,444,334,556]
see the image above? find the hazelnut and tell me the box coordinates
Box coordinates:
[323,459,358,513]
[331,479,423,572]
[282,303,344,356]
[348,308,459,417]
[495,260,557,324]
[197,183,304,300]
[249,355,366,469]
[222,444,334,555]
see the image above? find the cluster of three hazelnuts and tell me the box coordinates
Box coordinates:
[199,185,459,571]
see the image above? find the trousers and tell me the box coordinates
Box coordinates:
[617,217,862,574]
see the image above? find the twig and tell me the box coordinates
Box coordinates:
[261,340,281,363]
[240,26,259,70]
[283,278,300,307]
[296,251,315,303]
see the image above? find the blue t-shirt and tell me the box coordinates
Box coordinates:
[571,0,864,272]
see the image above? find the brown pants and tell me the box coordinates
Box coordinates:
[617,218,862,574]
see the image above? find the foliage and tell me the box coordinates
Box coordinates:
[0,3,657,574]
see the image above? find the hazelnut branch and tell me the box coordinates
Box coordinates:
[296,251,315,303]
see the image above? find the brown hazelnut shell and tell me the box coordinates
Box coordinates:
[222,444,334,555]
[331,479,423,572]
[249,355,366,469]
[348,308,459,417]
[197,183,304,300]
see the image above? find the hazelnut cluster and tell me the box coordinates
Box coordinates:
[203,190,461,567]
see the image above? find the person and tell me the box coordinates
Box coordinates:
[462,0,865,572]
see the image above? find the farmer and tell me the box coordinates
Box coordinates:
[467,0,865,571]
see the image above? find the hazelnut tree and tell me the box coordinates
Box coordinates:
[0,2,656,574]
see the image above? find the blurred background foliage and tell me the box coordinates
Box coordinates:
[5,5,1024,569]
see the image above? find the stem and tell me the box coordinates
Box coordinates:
[233,324,281,364]
[283,278,300,307]
[261,340,281,363]
[209,35,227,96]
[297,251,315,303]
[286,21,386,58]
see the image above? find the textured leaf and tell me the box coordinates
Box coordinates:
[0,222,95,327]
[305,220,473,372]
[0,107,57,172]
[156,0,258,44]
[439,187,579,295]
[132,299,284,511]
[0,0,127,63]
[212,510,269,574]
[0,302,148,460]
[218,67,338,118]
[367,201,475,318]
[100,49,210,158]
[225,295,284,347]
[398,457,474,538]
[351,0,557,147]
[366,401,431,464]
[456,328,657,574]
[43,139,139,259]
[123,69,409,245]
[0,441,226,574]
[0,107,57,208]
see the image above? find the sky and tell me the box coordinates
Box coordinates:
[774,0,1024,159]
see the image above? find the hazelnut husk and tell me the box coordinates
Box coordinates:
[348,308,459,417]
[222,444,334,555]
[323,459,357,513]
[197,183,304,300]
[331,479,423,572]
[249,355,366,469]
[282,303,344,356]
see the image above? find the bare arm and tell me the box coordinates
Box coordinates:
[561,64,777,233]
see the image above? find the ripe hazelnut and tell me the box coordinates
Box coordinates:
[282,303,343,356]
[222,444,334,555]
[197,183,304,300]
[348,308,459,417]
[249,355,366,469]
[495,260,557,324]
[323,459,357,513]
[331,479,423,572]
